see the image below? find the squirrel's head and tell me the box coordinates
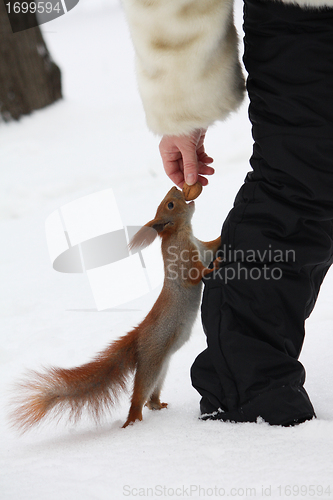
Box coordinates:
[129,186,195,251]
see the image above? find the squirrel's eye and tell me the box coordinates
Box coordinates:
[167,202,174,210]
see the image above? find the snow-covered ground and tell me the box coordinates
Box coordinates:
[1,1,333,499]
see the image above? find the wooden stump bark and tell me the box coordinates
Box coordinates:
[0,2,62,121]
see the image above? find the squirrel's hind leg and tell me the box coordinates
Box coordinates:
[122,357,169,427]
[145,358,170,410]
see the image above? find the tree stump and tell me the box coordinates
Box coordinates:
[0,2,62,121]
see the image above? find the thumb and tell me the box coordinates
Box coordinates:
[182,149,198,186]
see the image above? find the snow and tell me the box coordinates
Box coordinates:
[1,1,333,499]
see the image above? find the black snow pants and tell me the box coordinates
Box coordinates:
[191,0,333,425]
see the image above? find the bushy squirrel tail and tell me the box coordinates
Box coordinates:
[11,330,138,431]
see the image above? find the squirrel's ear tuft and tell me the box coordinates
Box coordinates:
[128,224,158,252]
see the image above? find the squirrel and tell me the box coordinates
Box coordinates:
[11,186,221,430]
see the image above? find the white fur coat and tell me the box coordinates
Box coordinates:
[122,0,333,136]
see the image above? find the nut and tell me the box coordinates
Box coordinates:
[182,181,203,201]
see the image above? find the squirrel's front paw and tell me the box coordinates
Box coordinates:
[213,256,223,270]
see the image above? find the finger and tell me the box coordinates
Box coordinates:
[162,159,176,177]
[182,149,199,186]
[198,164,215,176]
[197,175,209,187]
[201,155,214,164]
[161,153,180,175]
[198,148,214,161]
[162,159,185,187]
[197,143,213,164]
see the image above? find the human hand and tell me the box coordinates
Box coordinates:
[159,128,214,188]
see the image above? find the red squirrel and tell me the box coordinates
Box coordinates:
[12,186,221,430]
